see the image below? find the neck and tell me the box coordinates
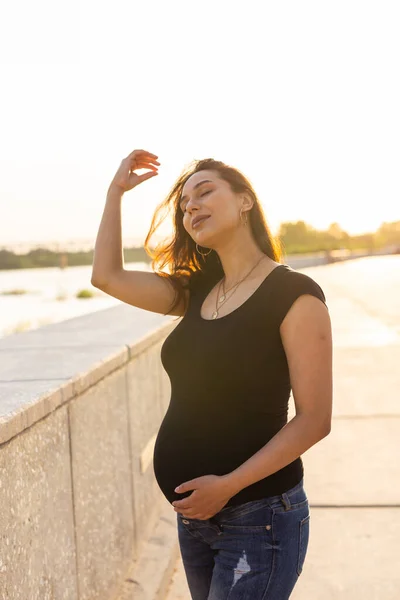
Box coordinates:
[212,230,274,288]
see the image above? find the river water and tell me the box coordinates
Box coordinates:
[0,261,150,338]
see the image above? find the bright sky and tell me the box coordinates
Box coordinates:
[0,0,399,248]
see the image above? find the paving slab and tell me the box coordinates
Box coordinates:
[302,417,400,505]
[114,496,180,600]
[304,255,400,334]
[331,344,400,416]
[290,508,400,600]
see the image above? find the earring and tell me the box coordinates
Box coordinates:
[196,243,213,257]
[240,208,248,226]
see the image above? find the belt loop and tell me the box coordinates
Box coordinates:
[281,492,291,511]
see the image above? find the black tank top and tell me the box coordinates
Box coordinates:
[153,263,327,508]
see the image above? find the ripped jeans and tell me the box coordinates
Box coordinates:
[176,477,310,600]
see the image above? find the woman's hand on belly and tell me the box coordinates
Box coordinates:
[171,474,233,520]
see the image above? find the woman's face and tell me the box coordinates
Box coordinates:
[180,170,242,245]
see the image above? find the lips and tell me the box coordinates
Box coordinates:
[192,215,210,229]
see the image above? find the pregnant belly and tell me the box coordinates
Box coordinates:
[152,413,274,505]
[153,421,218,504]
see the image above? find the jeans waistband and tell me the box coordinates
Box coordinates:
[268,477,305,511]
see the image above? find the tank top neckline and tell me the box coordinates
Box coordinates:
[198,263,290,322]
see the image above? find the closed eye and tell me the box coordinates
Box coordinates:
[181,189,212,213]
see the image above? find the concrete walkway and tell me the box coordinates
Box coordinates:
[165,256,400,599]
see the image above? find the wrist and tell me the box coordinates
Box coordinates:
[220,472,242,497]
[107,184,125,199]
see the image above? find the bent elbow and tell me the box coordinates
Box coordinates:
[91,277,107,289]
[321,423,331,438]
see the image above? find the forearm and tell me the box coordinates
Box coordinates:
[222,414,330,497]
[91,187,124,285]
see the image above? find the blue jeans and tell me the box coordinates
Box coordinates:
[176,477,310,599]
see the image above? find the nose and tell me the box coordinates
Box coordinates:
[185,196,200,214]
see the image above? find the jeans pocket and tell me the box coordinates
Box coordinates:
[217,500,273,531]
[219,498,270,521]
[297,513,310,576]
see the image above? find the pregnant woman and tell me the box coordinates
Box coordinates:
[91,148,332,599]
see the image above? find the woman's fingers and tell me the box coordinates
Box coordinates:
[130,158,160,167]
[111,150,160,192]
[127,149,158,160]
[136,170,158,184]
[109,149,159,192]
[130,160,159,171]
[131,159,160,167]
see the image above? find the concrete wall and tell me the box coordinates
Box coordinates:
[0,304,177,600]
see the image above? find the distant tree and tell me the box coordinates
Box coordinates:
[375,221,400,246]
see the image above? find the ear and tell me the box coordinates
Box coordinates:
[241,193,254,211]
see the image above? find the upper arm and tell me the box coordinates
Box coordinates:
[92,269,189,316]
[280,293,332,434]
[275,271,332,434]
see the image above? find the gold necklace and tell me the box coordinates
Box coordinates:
[220,255,266,301]
[211,255,267,319]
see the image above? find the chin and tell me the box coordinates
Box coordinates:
[196,235,214,247]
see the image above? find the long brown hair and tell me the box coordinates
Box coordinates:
[143,158,283,316]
